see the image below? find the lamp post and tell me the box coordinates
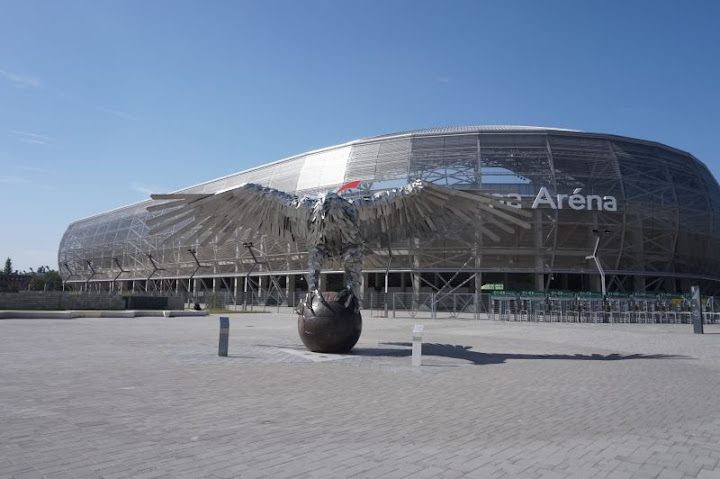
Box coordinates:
[585,229,611,296]
[187,248,204,308]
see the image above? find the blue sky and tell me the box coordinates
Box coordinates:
[1,0,718,272]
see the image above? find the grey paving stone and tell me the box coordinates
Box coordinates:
[2,314,720,479]
[655,469,685,479]
[698,470,720,479]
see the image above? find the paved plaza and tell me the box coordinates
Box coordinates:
[2,313,720,479]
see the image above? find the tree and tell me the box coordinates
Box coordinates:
[28,276,46,291]
[3,257,11,275]
[28,270,63,291]
[44,270,63,290]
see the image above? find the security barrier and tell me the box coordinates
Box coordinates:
[489,291,719,324]
[131,287,719,324]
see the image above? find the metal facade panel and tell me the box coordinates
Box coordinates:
[296,146,350,192]
[345,142,380,184]
[236,165,276,187]
[57,127,720,293]
[410,135,477,186]
[374,138,411,182]
[478,133,553,190]
[269,158,304,192]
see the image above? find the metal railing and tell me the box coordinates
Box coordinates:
[488,294,720,324]
[53,286,719,324]
[183,290,492,317]
[365,292,490,319]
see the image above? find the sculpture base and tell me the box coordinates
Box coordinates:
[297,291,362,353]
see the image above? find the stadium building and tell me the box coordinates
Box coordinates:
[59,126,720,302]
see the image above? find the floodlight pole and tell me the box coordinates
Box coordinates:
[62,262,75,291]
[187,248,208,306]
[384,246,393,318]
[145,253,165,292]
[585,229,610,297]
[240,242,285,310]
[112,257,127,293]
[85,261,97,293]
[242,242,259,311]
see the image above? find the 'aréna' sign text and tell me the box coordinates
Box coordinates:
[495,187,618,212]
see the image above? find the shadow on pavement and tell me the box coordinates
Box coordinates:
[352,342,689,365]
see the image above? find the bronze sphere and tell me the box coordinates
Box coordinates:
[297,291,362,353]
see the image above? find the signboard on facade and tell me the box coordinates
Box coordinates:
[491,187,619,212]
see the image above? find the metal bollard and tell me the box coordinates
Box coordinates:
[691,286,704,334]
[219,316,229,356]
[412,324,424,366]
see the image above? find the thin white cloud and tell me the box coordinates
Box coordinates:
[131,182,164,197]
[12,130,52,145]
[0,174,52,190]
[437,76,451,84]
[0,160,54,188]
[11,164,55,175]
[0,69,42,88]
[100,107,132,120]
[0,176,30,185]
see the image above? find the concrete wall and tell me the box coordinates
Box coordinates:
[167,296,184,310]
[0,292,185,311]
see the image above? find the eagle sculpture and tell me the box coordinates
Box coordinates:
[146,180,532,310]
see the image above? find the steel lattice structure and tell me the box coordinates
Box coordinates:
[58,126,720,295]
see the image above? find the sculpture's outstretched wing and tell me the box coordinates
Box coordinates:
[351,180,532,244]
[146,183,313,246]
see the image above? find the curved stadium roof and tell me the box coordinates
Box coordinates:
[67,125,697,224]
